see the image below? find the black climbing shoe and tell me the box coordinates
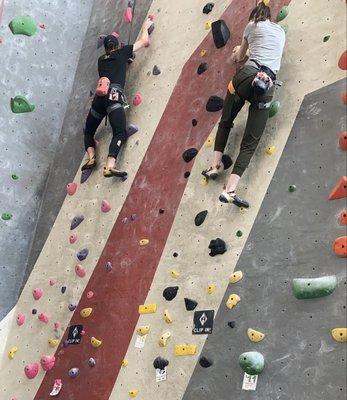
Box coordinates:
[219,190,249,208]
[81,156,96,171]
[202,165,224,180]
[103,166,127,178]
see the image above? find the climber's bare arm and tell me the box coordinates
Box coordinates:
[133,18,153,52]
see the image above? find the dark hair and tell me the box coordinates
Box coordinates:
[249,2,271,23]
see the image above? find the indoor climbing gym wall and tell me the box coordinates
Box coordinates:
[0,1,346,400]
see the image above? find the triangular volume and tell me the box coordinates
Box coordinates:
[328,176,347,200]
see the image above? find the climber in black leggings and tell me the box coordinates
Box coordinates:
[82,18,153,177]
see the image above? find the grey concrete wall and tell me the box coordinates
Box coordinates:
[183,79,347,400]
[0,0,93,319]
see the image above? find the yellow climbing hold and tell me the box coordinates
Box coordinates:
[207,284,216,294]
[175,344,197,356]
[159,331,171,347]
[137,325,150,336]
[128,389,139,398]
[170,270,180,278]
[266,145,276,155]
[164,309,173,323]
[48,338,59,348]
[331,328,347,342]
[206,136,213,147]
[240,207,247,214]
[226,294,241,309]
[139,239,149,246]
[247,328,265,343]
[122,359,129,367]
[80,307,93,318]
[259,0,270,5]
[229,271,243,284]
[200,49,207,57]
[200,177,208,187]
[205,21,212,30]
[91,336,102,348]
[138,303,157,314]
[8,346,18,360]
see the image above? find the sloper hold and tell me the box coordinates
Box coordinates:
[292,275,338,299]
[230,270,243,283]
[138,303,157,314]
[195,210,208,226]
[184,298,198,311]
[331,328,347,342]
[199,356,213,368]
[208,237,226,256]
[77,248,89,261]
[269,100,280,117]
[211,20,230,48]
[163,286,179,301]
[333,236,347,257]
[153,356,169,370]
[328,176,347,200]
[338,50,347,70]
[40,355,55,371]
[206,95,223,112]
[239,351,265,375]
[247,328,265,343]
[276,6,289,22]
[70,215,84,230]
[339,131,347,150]
[81,168,92,184]
[80,307,92,318]
[182,148,198,162]
[24,362,39,379]
[11,96,35,113]
[203,3,214,14]
[175,344,197,356]
[197,62,208,75]
[126,124,139,137]
[9,16,37,36]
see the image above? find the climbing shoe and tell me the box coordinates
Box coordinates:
[81,156,96,171]
[103,166,127,178]
[219,190,249,208]
[202,164,223,180]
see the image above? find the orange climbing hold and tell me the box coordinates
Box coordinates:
[338,50,347,70]
[342,92,347,105]
[328,176,347,200]
[333,236,347,257]
[339,210,347,225]
[339,131,347,150]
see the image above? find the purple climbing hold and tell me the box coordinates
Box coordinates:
[182,148,198,162]
[70,215,84,230]
[105,261,112,272]
[77,248,89,261]
[130,214,137,221]
[69,368,80,378]
[152,65,161,75]
[63,340,69,348]
[88,358,96,367]
[68,304,76,312]
[126,124,139,137]
[81,169,92,184]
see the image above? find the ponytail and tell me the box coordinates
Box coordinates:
[249,1,271,23]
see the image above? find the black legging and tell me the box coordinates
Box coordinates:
[84,95,127,159]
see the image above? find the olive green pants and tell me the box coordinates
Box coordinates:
[214,65,275,177]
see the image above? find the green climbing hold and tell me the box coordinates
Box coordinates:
[11,96,35,113]
[236,230,243,237]
[11,174,19,180]
[323,35,330,42]
[269,100,280,118]
[9,16,37,36]
[276,6,289,22]
[281,24,289,34]
[2,213,13,221]
[239,351,265,375]
[292,275,338,299]
[288,185,296,192]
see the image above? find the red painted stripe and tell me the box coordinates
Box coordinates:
[35,1,288,398]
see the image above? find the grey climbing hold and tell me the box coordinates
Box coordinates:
[203,3,214,14]
[105,261,112,272]
[126,124,139,137]
[153,356,169,370]
[239,351,265,375]
[68,367,80,378]
[197,62,208,75]
[208,238,226,256]
[88,358,96,367]
[206,96,223,112]
[163,286,179,301]
[182,148,198,162]
[68,304,76,311]
[195,210,208,226]
[70,215,84,230]
[184,298,198,311]
[81,168,92,184]
[211,20,230,48]
[152,65,161,75]
[77,248,89,261]
[199,356,213,368]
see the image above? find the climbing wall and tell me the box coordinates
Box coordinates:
[0,0,346,399]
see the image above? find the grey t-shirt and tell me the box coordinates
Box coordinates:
[244,20,285,72]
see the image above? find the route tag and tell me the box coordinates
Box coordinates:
[242,373,258,391]
[135,334,147,349]
[156,367,167,382]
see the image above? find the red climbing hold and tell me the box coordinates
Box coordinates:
[38,312,49,323]
[333,236,347,257]
[49,279,56,286]
[342,92,347,105]
[24,363,39,379]
[67,182,77,196]
[54,321,60,329]
[328,176,347,200]
[133,93,143,106]
[75,264,86,278]
[32,288,43,300]
[39,23,46,29]
[16,313,25,326]
[339,131,347,150]
[339,210,347,225]
[124,6,133,23]
[40,355,55,371]
[338,50,347,70]
[69,233,78,244]
[101,200,111,213]
[87,290,94,299]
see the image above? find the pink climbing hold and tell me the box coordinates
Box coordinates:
[132,93,143,106]
[54,321,61,329]
[81,330,86,335]
[67,182,77,196]
[40,355,56,372]
[75,264,86,278]
[87,291,94,299]
[32,288,43,300]
[101,200,111,213]
[38,312,49,323]
[111,31,120,38]
[39,23,46,29]
[124,6,133,23]
[49,278,56,286]
[16,313,26,326]
[24,362,39,379]
[69,232,78,244]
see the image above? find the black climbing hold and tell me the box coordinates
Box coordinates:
[199,356,213,368]
[195,210,208,226]
[206,96,223,112]
[153,356,169,370]
[32,309,37,315]
[163,286,179,301]
[77,248,89,261]
[208,238,226,256]
[192,119,198,127]
[236,230,243,237]
[159,209,165,214]
[152,65,161,75]
[221,154,233,170]
[89,90,94,97]
[185,298,198,311]
[228,321,236,328]
[323,35,330,42]
[148,23,155,35]
[197,62,208,75]
[105,261,113,272]
[211,20,230,49]
[61,286,67,294]
[173,252,178,258]
[70,215,84,230]
[182,148,198,162]
[203,3,214,14]
[184,171,190,178]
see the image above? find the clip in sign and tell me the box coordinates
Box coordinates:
[192,310,214,334]
[242,373,258,391]
[156,367,167,382]
[67,324,83,345]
